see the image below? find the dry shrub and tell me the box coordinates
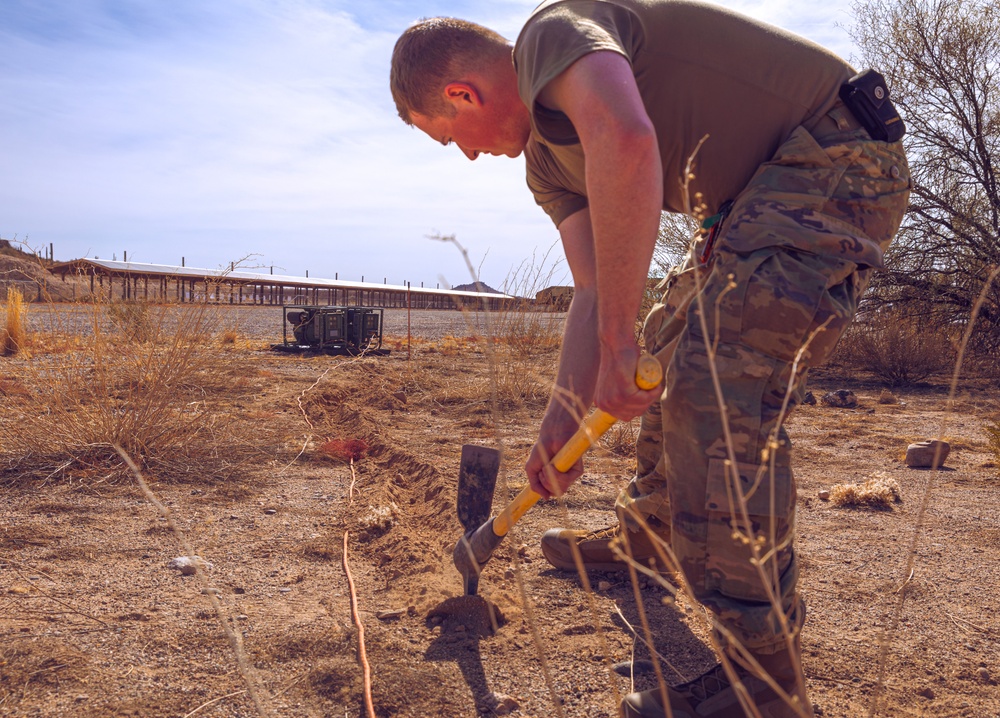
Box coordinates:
[2,287,28,355]
[829,473,903,509]
[491,350,549,408]
[106,300,153,342]
[832,311,954,386]
[601,418,638,457]
[0,302,266,485]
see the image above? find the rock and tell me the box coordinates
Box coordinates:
[802,391,816,405]
[597,580,612,592]
[878,389,897,404]
[487,692,520,715]
[264,508,277,515]
[821,390,858,408]
[167,556,212,576]
[905,440,950,468]
[376,609,405,620]
[978,667,992,684]
[392,391,407,404]
[612,659,656,676]
[818,490,831,501]
[917,686,935,699]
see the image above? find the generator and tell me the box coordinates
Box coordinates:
[272,306,389,355]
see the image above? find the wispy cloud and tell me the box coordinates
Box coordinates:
[0,0,857,286]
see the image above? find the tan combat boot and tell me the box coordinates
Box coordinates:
[620,644,812,718]
[539,517,671,573]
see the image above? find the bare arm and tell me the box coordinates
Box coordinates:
[538,51,662,421]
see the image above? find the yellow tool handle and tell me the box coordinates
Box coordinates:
[492,353,662,537]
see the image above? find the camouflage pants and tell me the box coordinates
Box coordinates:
[616,104,910,653]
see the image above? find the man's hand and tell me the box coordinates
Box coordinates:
[595,341,662,422]
[525,426,584,500]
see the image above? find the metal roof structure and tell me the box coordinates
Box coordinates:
[49,258,513,309]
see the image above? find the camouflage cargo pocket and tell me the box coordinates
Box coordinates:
[704,458,793,601]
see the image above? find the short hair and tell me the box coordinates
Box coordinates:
[390,17,510,125]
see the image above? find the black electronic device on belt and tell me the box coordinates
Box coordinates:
[839,69,906,143]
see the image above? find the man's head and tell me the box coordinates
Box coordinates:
[390,17,531,159]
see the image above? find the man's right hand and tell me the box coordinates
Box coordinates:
[524,424,585,500]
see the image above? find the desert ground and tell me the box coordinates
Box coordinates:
[2,303,999,718]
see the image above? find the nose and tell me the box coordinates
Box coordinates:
[459,146,479,161]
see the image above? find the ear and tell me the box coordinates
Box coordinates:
[443,81,483,109]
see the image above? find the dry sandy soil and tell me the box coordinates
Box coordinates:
[1,304,999,718]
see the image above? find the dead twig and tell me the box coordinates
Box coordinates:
[893,568,915,595]
[343,531,376,718]
[182,690,246,718]
[945,612,994,636]
[114,445,274,718]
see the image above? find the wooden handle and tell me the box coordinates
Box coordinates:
[492,353,662,537]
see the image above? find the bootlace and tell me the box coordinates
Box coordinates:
[675,663,743,702]
[580,524,621,542]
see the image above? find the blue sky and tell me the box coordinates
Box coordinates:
[1,0,859,290]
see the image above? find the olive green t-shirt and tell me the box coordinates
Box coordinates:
[513,0,854,226]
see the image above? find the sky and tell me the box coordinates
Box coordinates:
[1,0,860,291]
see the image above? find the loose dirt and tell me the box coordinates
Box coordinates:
[1,305,999,717]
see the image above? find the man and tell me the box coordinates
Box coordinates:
[390,3,909,716]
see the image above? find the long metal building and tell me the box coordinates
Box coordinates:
[48,259,512,310]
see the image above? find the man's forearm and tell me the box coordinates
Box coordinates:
[544,286,599,425]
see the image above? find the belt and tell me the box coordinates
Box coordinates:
[804,97,868,141]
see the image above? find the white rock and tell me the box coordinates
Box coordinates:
[167,556,212,576]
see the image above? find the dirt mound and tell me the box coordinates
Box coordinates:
[0,248,78,301]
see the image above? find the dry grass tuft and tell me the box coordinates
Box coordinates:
[106,300,152,342]
[0,302,269,485]
[2,287,28,356]
[985,417,1000,476]
[829,473,903,509]
[601,418,638,457]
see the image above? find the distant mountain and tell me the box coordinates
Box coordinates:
[451,282,502,294]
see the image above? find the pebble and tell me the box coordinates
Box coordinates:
[978,667,991,684]
[201,587,221,595]
[167,556,212,576]
[597,581,612,591]
[612,659,656,676]
[818,490,831,501]
[487,692,520,716]
[264,508,277,515]
[279,588,291,593]
[376,609,405,620]
[821,390,858,408]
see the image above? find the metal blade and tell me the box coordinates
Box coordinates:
[456,445,501,534]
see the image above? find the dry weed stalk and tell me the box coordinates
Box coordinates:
[440,232,570,718]
[868,265,1000,716]
[114,445,275,718]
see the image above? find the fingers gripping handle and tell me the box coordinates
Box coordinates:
[490,353,662,539]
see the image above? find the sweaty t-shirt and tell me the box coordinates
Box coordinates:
[513,0,854,226]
